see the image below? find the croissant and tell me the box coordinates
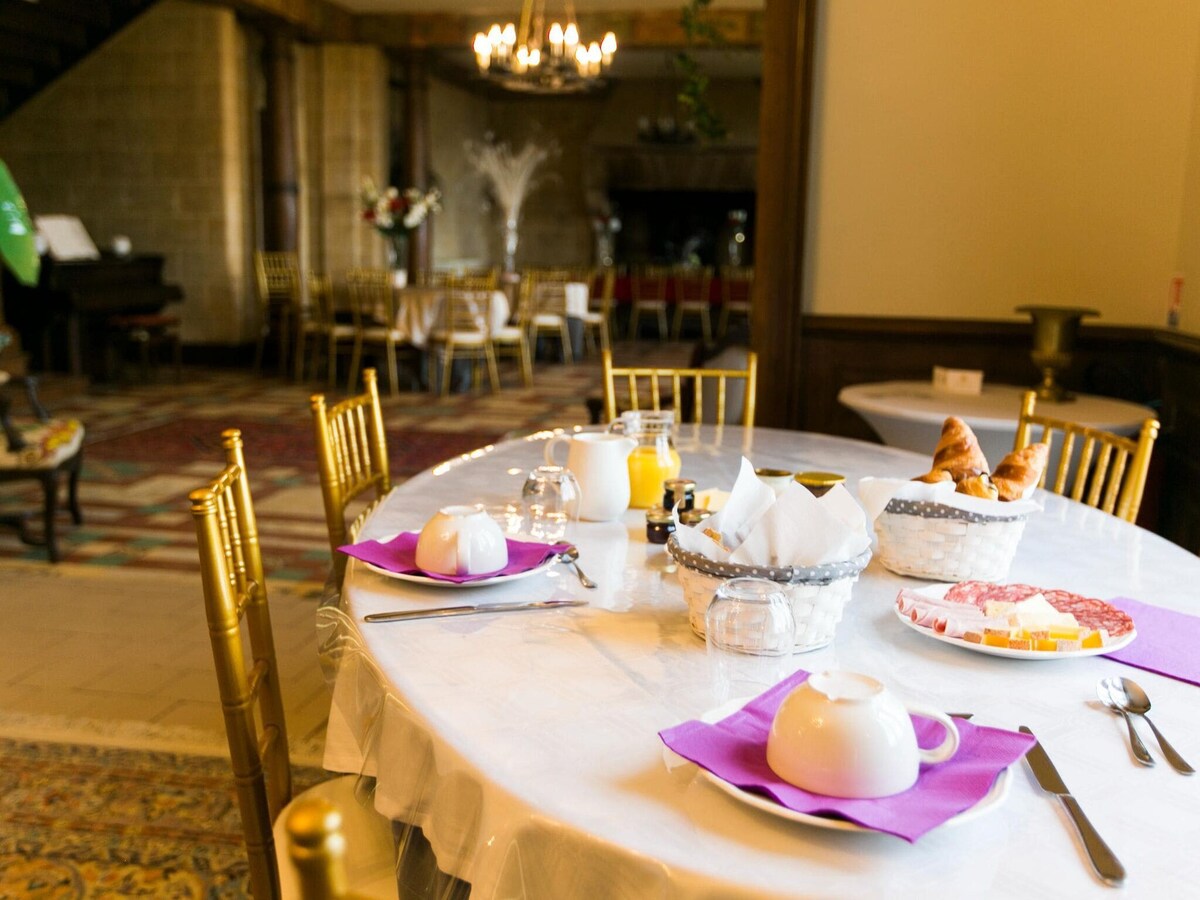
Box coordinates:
[931,417,990,481]
[913,468,954,484]
[955,472,999,501]
[992,443,1049,501]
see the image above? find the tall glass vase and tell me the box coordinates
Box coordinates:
[502,215,519,275]
[387,232,409,288]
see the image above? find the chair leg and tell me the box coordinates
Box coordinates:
[718,304,730,338]
[385,341,400,398]
[484,344,501,393]
[440,345,454,397]
[67,451,83,525]
[560,322,573,364]
[700,306,712,344]
[628,304,640,339]
[347,340,363,393]
[672,304,684,340]
[521,337,533,386]
[656,305,669,340]
[39,471,60,563]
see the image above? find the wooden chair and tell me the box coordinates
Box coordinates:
[600,348,758,426]
[0,375,84,562]
[310,369,392,583]
[346,268,415,396]
[188,429,398,900]
[254,251,302,377]
[1013,390,1160,523]
[718,266,754,338]
[526,278,573,364]
[428,288,500,396]
[671,266,714,343]
[627,265,671,340]
[296,272,356,388]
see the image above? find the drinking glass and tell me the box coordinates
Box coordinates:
[705,577,796,704]
[521,465,581,541]
[483,502,526,535]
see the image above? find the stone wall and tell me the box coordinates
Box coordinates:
[0,1,253,344]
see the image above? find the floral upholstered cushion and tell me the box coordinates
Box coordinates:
[0,418,84,470]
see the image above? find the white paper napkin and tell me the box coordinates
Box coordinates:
[674,457,871,567]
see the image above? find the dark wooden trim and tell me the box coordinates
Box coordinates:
[261,29,299,253]
[751,0,816,430]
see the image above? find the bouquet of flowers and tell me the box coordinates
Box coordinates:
[360,179,441,235]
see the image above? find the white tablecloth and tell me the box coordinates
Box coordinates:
[838,380,1155,468]
[325,426,1198,899]
[385,287,510,348]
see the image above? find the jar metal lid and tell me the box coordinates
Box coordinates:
[646,506,674,524]
[679,508,713,526]
[663,478,696,492]
[754,467,793,478]
[793,471,846,487]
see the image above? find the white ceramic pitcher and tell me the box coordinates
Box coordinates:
[544,433,635,522]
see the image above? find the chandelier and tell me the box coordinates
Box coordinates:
[472,1,617,94]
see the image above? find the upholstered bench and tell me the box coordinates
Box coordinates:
[0,379,84,562]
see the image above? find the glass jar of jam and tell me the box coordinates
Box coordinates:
[793,471,846,497]
[662,477,697,513]
[646,506,675,544]
[679,507,713,528]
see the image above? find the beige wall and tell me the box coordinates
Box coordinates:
[1174,15,1200,335]
[806,0,1200,331]
[0,1,254,344]
[428,77,490,269]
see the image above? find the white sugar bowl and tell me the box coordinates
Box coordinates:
[415,505,508,576]
[766,671,959,798]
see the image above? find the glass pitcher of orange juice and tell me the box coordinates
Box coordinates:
[610,411,682,508]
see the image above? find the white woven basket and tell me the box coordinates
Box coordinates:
[666,537,871,653]
[874,498,1028,583]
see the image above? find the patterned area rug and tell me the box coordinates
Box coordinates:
[0,736,323,899]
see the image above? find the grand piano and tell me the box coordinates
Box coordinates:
[3,253,184,380]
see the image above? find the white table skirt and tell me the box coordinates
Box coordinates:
[385,287,510,348]
[324,425,1198,899]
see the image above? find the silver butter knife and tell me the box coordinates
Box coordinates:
[364,598,587,623]
[1019,726,1125,886]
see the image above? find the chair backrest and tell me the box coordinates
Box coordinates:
[631,266,671,301]
[445,271,497,291]
[601,348,758,426]
[189,428,292,900]
[533,279,566,315]
[720,266,755,306]
[1013,390,1160,522]
[310,369,392,579]
[255,251,301,303]
[345,268,394,332]
[440,288,493,335]
[673,266,714,304]
[307,272,335,328]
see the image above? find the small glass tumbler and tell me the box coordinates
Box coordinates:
[521,465,581,542]
[484,502,526,535]
[705,577,796,703]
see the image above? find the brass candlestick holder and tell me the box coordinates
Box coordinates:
[1015,305,1099,402]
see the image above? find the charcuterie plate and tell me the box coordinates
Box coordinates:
[893,605,1136,659]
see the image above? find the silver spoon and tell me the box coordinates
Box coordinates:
[1111,676,1195,775]
[559,545,597,589]
[1097,677,1154,766]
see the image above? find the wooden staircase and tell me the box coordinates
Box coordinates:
[0,0,160,122]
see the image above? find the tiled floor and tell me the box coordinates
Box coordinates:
[0,339,692,761]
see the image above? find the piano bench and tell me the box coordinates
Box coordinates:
[106,313,182,382]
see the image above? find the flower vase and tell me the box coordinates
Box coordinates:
[502,215,519,275]
[387,233,409,288]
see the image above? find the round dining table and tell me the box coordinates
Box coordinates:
[323,425,1197,899]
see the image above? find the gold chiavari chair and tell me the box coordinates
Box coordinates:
[601,348,758,426]
[346,268,414,396]
[310,368,392,582]
[718,266,755,338]
[671,265,714,343]
[581,267,616,356]
[254,251,302,377]
[1013,390,1160,523]
[428,288,501,396]
[296,272,356,388]
[189,429,398,900]
[527,277,573,364]
[628,265,671,340]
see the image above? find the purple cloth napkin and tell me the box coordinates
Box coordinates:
[1103,598,1200,687]
[340,532,570,584]
[659,670,1035,842]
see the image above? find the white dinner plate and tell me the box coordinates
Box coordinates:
[691,702,1011,834]
[892,605,1137,659]
[363,555,558,588]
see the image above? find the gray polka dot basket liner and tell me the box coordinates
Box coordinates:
[666,536,872,652]
[874,498,1029,583]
